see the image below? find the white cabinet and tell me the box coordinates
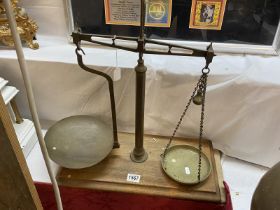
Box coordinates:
[0,77,37,157]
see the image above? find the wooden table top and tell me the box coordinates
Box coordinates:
[58,132,226,203]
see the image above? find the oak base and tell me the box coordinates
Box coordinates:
[57,133,226,203]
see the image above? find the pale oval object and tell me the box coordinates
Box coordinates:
[45,115,113,169]
[162,145,211,184]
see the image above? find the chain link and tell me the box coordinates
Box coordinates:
[198,73,208,182]
[162,74,203,157]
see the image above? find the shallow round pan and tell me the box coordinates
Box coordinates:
[161,145,212,185]
[45,115,114,169]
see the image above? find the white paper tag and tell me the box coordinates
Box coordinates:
[185,167,191,175]
[127,173,141,183]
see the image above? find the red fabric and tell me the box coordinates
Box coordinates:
[35,182,233,210]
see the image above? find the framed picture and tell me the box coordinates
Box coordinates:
[104,0,172,27]
[189,0,227,30]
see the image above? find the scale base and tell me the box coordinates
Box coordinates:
[57,132,226,203]
[130,150,148,163]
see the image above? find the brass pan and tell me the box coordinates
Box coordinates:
[161,145,211,185]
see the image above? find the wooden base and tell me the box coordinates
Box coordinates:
[57,133,225,203]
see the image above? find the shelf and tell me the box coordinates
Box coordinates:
[13,119,38,158]
[0,78,37,158]
[1,86,19,105]
[0,78,8,90]
[58,132,225,203]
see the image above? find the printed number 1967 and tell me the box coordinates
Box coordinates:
[127,173,141,183]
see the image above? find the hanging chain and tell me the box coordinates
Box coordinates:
[162,66,210,183]
[162,73,205,157]
[198,69,208,182]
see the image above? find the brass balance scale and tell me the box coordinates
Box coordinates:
[45,0,225,202]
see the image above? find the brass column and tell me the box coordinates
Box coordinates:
[130,0,148,162]
[130,59,148,162]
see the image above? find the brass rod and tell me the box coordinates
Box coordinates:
[10,98,24,124]
[71,33,212,58]
[75,49,120,148]
[139,0,145,40]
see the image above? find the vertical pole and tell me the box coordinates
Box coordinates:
[130,59,148,162]
[3,0,63,209]
[130,0,148,162]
